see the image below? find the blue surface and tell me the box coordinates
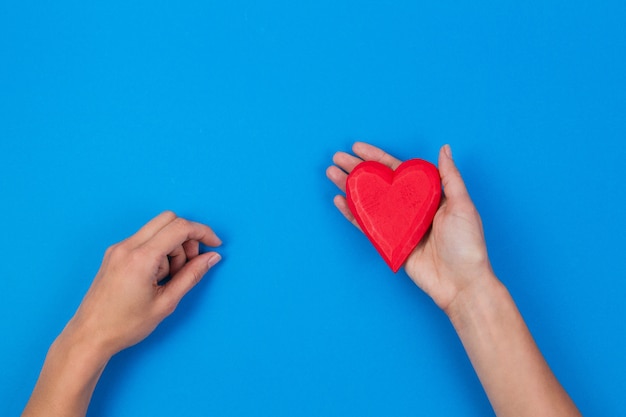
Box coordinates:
[1,1,625,416]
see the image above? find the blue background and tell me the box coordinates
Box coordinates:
[1,1,625,416]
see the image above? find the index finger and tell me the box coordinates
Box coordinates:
[352,142,402,170]
[125,211,178,248]
[142,218,222,257]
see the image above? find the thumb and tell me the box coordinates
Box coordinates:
[438,145,471,203]
[160,252,222,312]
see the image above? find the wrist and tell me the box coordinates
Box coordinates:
[23,324,111,416]
[56,319,113,372]
[443,272,505,331]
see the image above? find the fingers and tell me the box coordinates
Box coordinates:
[127,214,221,288]
[160,240,202,280]
[327,142,402,231]
[438,145,471,203]
[126,211,178,248]
[183,239,200,260]
[156,256,171,281]
[352,141,402,170]
[326,165,349,193]
[142,218,222,258]
[167,245,188,277]
[326,142,403,193]
[327,142,403,232]
[333,195,361,230]
[161,252,222,311]
[333,151,363,173]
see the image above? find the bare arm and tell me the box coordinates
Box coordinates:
[327,142,580,417]
[446,274,579,416]
[22,211,222,417]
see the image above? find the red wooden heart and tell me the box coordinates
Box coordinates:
[346,159,441,272]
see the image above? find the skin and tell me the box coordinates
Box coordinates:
[326,142,581,417]
[23,144,581,416]
[22,212,222,417]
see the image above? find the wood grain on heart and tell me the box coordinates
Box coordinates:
[346,159,442,272]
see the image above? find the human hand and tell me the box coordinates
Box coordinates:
[327,142,494,313]
[22,212,222,417]
[328,144,583,417]
[64,211,222,359]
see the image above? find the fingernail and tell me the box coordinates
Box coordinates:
[444,144,453,159]
[207,253,222,268]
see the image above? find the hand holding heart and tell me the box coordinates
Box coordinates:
[327,142,494,313]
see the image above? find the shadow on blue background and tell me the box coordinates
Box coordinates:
[1,1,625,416]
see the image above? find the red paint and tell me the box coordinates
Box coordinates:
[346,159,441,272]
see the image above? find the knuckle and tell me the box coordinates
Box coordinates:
[172,217,190,230]
[104,244,116,258]
[161,210,177,222]
[105,242,127,260]
[131,245,160,267]
[161,295,179,316]
[131,245,149,259]
[191,268,203,286]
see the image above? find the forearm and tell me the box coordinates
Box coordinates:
[22,326,110,417]
[22,213,221,416]
[446,275,580,417]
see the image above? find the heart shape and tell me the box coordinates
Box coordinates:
[346,159,442,272]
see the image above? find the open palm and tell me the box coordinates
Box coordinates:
[326,142,493,312]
